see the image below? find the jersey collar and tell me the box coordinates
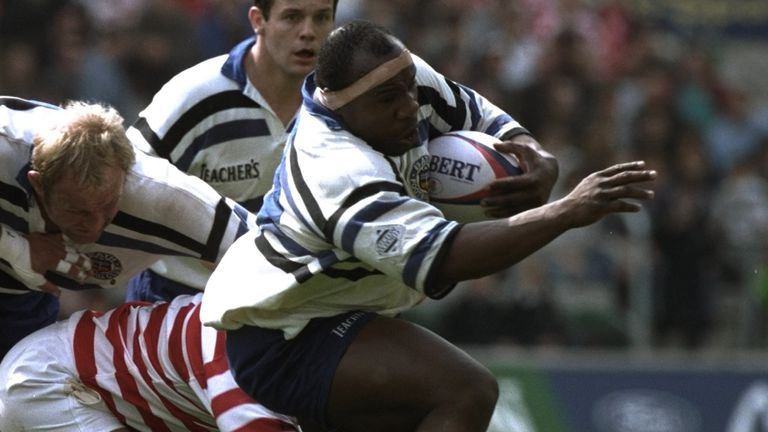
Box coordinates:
[301,73,346,131]
[221,36,256,89]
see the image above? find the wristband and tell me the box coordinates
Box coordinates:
[0,225,48,288]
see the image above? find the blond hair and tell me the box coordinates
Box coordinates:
[31,101,135,192]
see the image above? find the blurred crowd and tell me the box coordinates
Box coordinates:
[2,0,768,351]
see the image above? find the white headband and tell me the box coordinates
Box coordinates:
[316,49,413,110]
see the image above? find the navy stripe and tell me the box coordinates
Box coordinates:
[138,91,262,160]
[260,223,314,258]
[203,199,234,262]
[340,198,410,255]
[108,211,204,253]
[0,268,32,291]
[254,231,304,274]
[0,181,29,211]
[1,268,108,292]
[97,232,192,256]
[233,204,253,238]
[288,142,327,233]
[0,97,57,111]
[322,265,381,282]
[221,37,255,86]
[175,118,270,171]
[457,82,482,129]
[485,115,514,137]
[402,220,454,289]
[499,126,532,141]
[418,79,468,131]
[0,208,28,234]
[131,116,162,153]
[423,223,462,299]
[278,149,324,239]
[258,169,285,227]
[254,228,379,283]
[324,181,405,242]
[296,252,335,283]
[239,195,264,214]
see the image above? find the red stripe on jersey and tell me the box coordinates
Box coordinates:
[142,301,171,384]
[141,302,202,409]
[129,304,213,432]
[232,417,299,432]
[73,310,125,424]
[204,332,230,379]
[106,305,171,431]
[185,304,207,389]
[168,302,195,383]
[209,387,253,417]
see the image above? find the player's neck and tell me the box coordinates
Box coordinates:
[246,47,303,126]
[31,191,61,235]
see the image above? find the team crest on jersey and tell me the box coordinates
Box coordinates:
[408,155,431,201]
[86,251,123,282]
[375,225,405,257]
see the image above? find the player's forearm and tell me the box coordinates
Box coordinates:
[435,200,571,285]
[434,160,656,286]
[0,224,26,264]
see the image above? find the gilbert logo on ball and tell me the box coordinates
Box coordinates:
[427,130,521,223]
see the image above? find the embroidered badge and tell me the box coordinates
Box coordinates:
[375,225,405,257]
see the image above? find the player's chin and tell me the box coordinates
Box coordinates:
[398,128,419,148]
[65,229,101,244]
[290,55,317,73]
[388,137,419,156]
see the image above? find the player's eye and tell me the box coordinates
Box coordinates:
[314,12,332,23]
[284,12,302,22]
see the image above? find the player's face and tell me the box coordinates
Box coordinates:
[34,166,125,244]
[337,63,420,156]
[253,0,335,78]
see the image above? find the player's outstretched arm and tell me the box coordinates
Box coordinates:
[435,160,656,286]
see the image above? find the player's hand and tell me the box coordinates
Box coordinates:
[1,227,65,296]
[482,135,559,218]
[558,161,657,227]
[28,232,93,287]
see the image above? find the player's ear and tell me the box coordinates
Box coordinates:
[27,170,45,197]
[249,6,266,35]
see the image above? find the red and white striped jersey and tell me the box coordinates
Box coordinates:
[69,293,298,432]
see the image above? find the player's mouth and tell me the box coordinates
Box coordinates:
[294,49,316,63]
[68,230,99,244]
[398,126,419,146]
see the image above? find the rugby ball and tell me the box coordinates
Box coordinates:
[427,130,522,223]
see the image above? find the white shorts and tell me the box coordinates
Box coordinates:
[0,320,123,432]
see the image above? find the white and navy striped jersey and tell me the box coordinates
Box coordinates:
[0,96,256,295]
[69,294,296,431]
[201,54,528,337]
[127,37,289,290]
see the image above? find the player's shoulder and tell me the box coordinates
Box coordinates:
[0,98,62,149]
[149,54,238,106]
[125,150,221,203]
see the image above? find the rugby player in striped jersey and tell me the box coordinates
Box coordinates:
[0,97,256,359]
[201,21,655,431]
[0,293,298,431]
[125,0,338,303]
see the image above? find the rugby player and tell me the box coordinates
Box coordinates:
[200,21,655,432]
[0,97,255,359]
